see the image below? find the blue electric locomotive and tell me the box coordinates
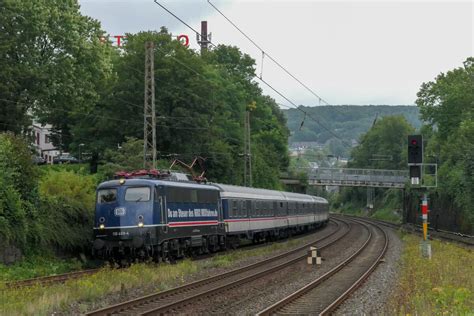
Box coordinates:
[93,177,225,262]
[92,173,329,262]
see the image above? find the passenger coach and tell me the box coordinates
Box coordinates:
[213,184,329,246]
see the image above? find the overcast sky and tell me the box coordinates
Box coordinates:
[79,0,473,106]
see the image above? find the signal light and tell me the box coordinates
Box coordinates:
[408,135,423,164]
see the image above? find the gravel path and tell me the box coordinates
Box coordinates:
[334,227,403,315]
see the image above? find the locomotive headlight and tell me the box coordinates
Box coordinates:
[138,215,144,227]
[138,222,144,228]
[99,224,105,229]
[119,178,126,185]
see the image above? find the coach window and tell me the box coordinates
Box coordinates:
[97,189,117,204]
[231,200,238,217]
[125,187,151,202]
[246,200,251,217]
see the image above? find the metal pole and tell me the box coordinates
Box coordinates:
[421,193,429,241]
[247,111,252,187]
[143,41,156,169]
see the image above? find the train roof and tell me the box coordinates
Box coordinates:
[97,179,328,204]
[211,183,327,203]
[212,183,285,200]
[97,178,220,191]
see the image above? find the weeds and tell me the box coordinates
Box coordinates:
[390,234,473,315]
[0,235,308,315]
[0,255,83,282]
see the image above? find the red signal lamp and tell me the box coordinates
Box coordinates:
[411,139,418,145]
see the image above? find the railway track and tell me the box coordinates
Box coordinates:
[86,218,351,315]
[5,268,101,288]
[258,219,388,315]
[332,213,473,247]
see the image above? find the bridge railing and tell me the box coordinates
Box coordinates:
[307,167,408,187]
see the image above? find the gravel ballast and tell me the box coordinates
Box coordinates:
[334,227,403,315]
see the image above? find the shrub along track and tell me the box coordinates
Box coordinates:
[257,219,388,315]
[85,218,351,316]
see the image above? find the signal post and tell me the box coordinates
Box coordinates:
[408,135,432,258]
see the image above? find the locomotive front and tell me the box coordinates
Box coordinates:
[92,178,160,260]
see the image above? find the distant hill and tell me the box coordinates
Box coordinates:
[284,105,421,157]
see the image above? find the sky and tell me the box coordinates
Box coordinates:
[79,0,473,106]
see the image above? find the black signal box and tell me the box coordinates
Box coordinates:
[408,135,423,164]
[409,165,421,178]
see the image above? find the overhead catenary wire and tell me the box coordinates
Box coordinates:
[152,0,351,148]
[207,0,349,115]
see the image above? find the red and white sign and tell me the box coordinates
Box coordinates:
[99,34,190,47]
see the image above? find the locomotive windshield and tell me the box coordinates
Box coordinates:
[125,187,151,202]
[97,189,117,203]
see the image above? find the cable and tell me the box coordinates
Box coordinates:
[256,77,351,147]
[207,0,349,118]
[152,0,351,148]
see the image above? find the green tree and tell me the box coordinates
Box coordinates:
[417,58,474,141]
[349,115,415,170]
[0,0,115,160]
[416,57,474,232]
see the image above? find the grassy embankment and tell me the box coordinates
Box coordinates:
[0,238,304,315]
[390,234,473,314]
[0,255,85,282]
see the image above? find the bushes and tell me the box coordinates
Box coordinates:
[0,133,36,248]
[0,133,98,258]
[37,170,97,250]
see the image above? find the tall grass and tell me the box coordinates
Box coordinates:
[0,237,306,315]
[390,234,473,315]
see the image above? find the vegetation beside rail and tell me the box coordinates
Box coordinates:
[0,235,310,315]
[390,234,473,315]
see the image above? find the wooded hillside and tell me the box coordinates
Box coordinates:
[285,105,421,157]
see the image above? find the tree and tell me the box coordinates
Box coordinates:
[416,57,474,233]
[0,0,115,156]
[349,116,415,170]
[417,58,474,141]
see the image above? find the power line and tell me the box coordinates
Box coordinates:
[152,0,351,148]
[207,0,349,118]
[256,77,351,147]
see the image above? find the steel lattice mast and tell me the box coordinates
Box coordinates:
[143,41,156,169]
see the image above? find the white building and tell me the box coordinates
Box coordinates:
[32,122,60,163]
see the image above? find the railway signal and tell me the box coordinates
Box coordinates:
[408,135,423,185]
[408,135,423,164]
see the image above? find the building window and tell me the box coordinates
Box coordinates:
[45,135,51,144]
[36,132,40,145]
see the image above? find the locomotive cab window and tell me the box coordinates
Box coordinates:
[97,189,117,204]
[125,187,151,202]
